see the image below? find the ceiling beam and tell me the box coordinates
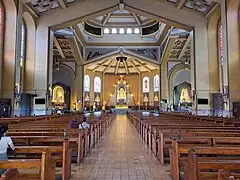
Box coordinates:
[134,59,151,72]
[178,35,191,60]
[93,60,106,72]
[177,0,187,9]
[70,25,86,46]
[102,13,112,26]
[123,61,129,74]
[129,59,140,74]
[205,3,220,18]
[24,3,39,18]
[157,24,171,45]
[53,36,66,59]
[58,0,67,9]
[115,60,120,74]
[103,59,114,73]
[67,38,83,65]
[132,13,141,25]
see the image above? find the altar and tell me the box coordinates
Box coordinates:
[109,76,134,108]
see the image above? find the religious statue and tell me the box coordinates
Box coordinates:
[180,88,191,103]
[117,88,126,99]
[144,80,148,89]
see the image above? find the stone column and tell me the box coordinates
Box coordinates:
[226,0,240,115]
[32,25,54,115]
[75,65,84,111]
[13,1,23,116]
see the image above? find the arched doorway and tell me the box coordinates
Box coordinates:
[51,84,70,112]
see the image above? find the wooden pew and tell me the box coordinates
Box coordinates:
[218,169,237,180]
[0,169,19,180]
[13,139,71,180]
[0,152,55,180]
[188,147,240,180]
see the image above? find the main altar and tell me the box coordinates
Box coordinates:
[109,76,134,108]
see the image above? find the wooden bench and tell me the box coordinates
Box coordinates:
[0,151,55,180]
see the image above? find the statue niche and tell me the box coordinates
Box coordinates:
[109,76,134,108]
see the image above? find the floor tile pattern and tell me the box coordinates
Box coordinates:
[71,114,171,180]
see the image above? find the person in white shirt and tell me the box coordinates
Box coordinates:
[79,117,90,129]
[57,110,62,115]
[0,125,15,174]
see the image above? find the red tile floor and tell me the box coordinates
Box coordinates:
[71,114,172,180]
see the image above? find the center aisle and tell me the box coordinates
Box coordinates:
[71,114,171,180]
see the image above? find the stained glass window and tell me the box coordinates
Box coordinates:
[94,76,101,93]
[153,75,159,92]
[219,23,223,66]
[84,75,90,92]
[143,77,149,93]
[20,23,25,67]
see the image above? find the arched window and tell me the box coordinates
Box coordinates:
[111,28,117,34]
[20,23,25,67]
[127,28,132,34]
[84,75,90,92]
[20,21,26,89]
[134,28,140,34]
[153,74,159,92]
[94,76,101,93]
[219,23,223,66]
[119,28,124,34]
[103,28,109,34]
[142,77,149,93]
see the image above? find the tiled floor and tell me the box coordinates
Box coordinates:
[71,114,172,180]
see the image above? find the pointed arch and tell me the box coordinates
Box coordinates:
[22,12,36,92]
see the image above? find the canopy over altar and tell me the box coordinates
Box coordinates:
[109,76,134,108]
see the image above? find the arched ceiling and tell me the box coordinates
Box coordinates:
[85,54,159,74]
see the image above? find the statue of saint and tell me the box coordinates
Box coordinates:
[180,88,191,103]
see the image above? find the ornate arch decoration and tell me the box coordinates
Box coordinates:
[168,63,191,104]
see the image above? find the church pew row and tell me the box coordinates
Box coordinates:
[1,113,115,179]
[0,168,19,180]
[187,147,240,180]
[13,140,71,180]
[0,151,55,180]
[127,112,240,163]
[217,169,238,180]
[170,140,240,180]
[127,112,240,180]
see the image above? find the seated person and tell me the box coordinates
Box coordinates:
[0,125,15,175]
[57,109,62,115]
[71,117,78,128]
[79,117,90,129]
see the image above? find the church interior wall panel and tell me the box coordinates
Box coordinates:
[22,12,36,93]
[207,7,220,92]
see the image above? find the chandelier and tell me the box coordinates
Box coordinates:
[116,56,127,62]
